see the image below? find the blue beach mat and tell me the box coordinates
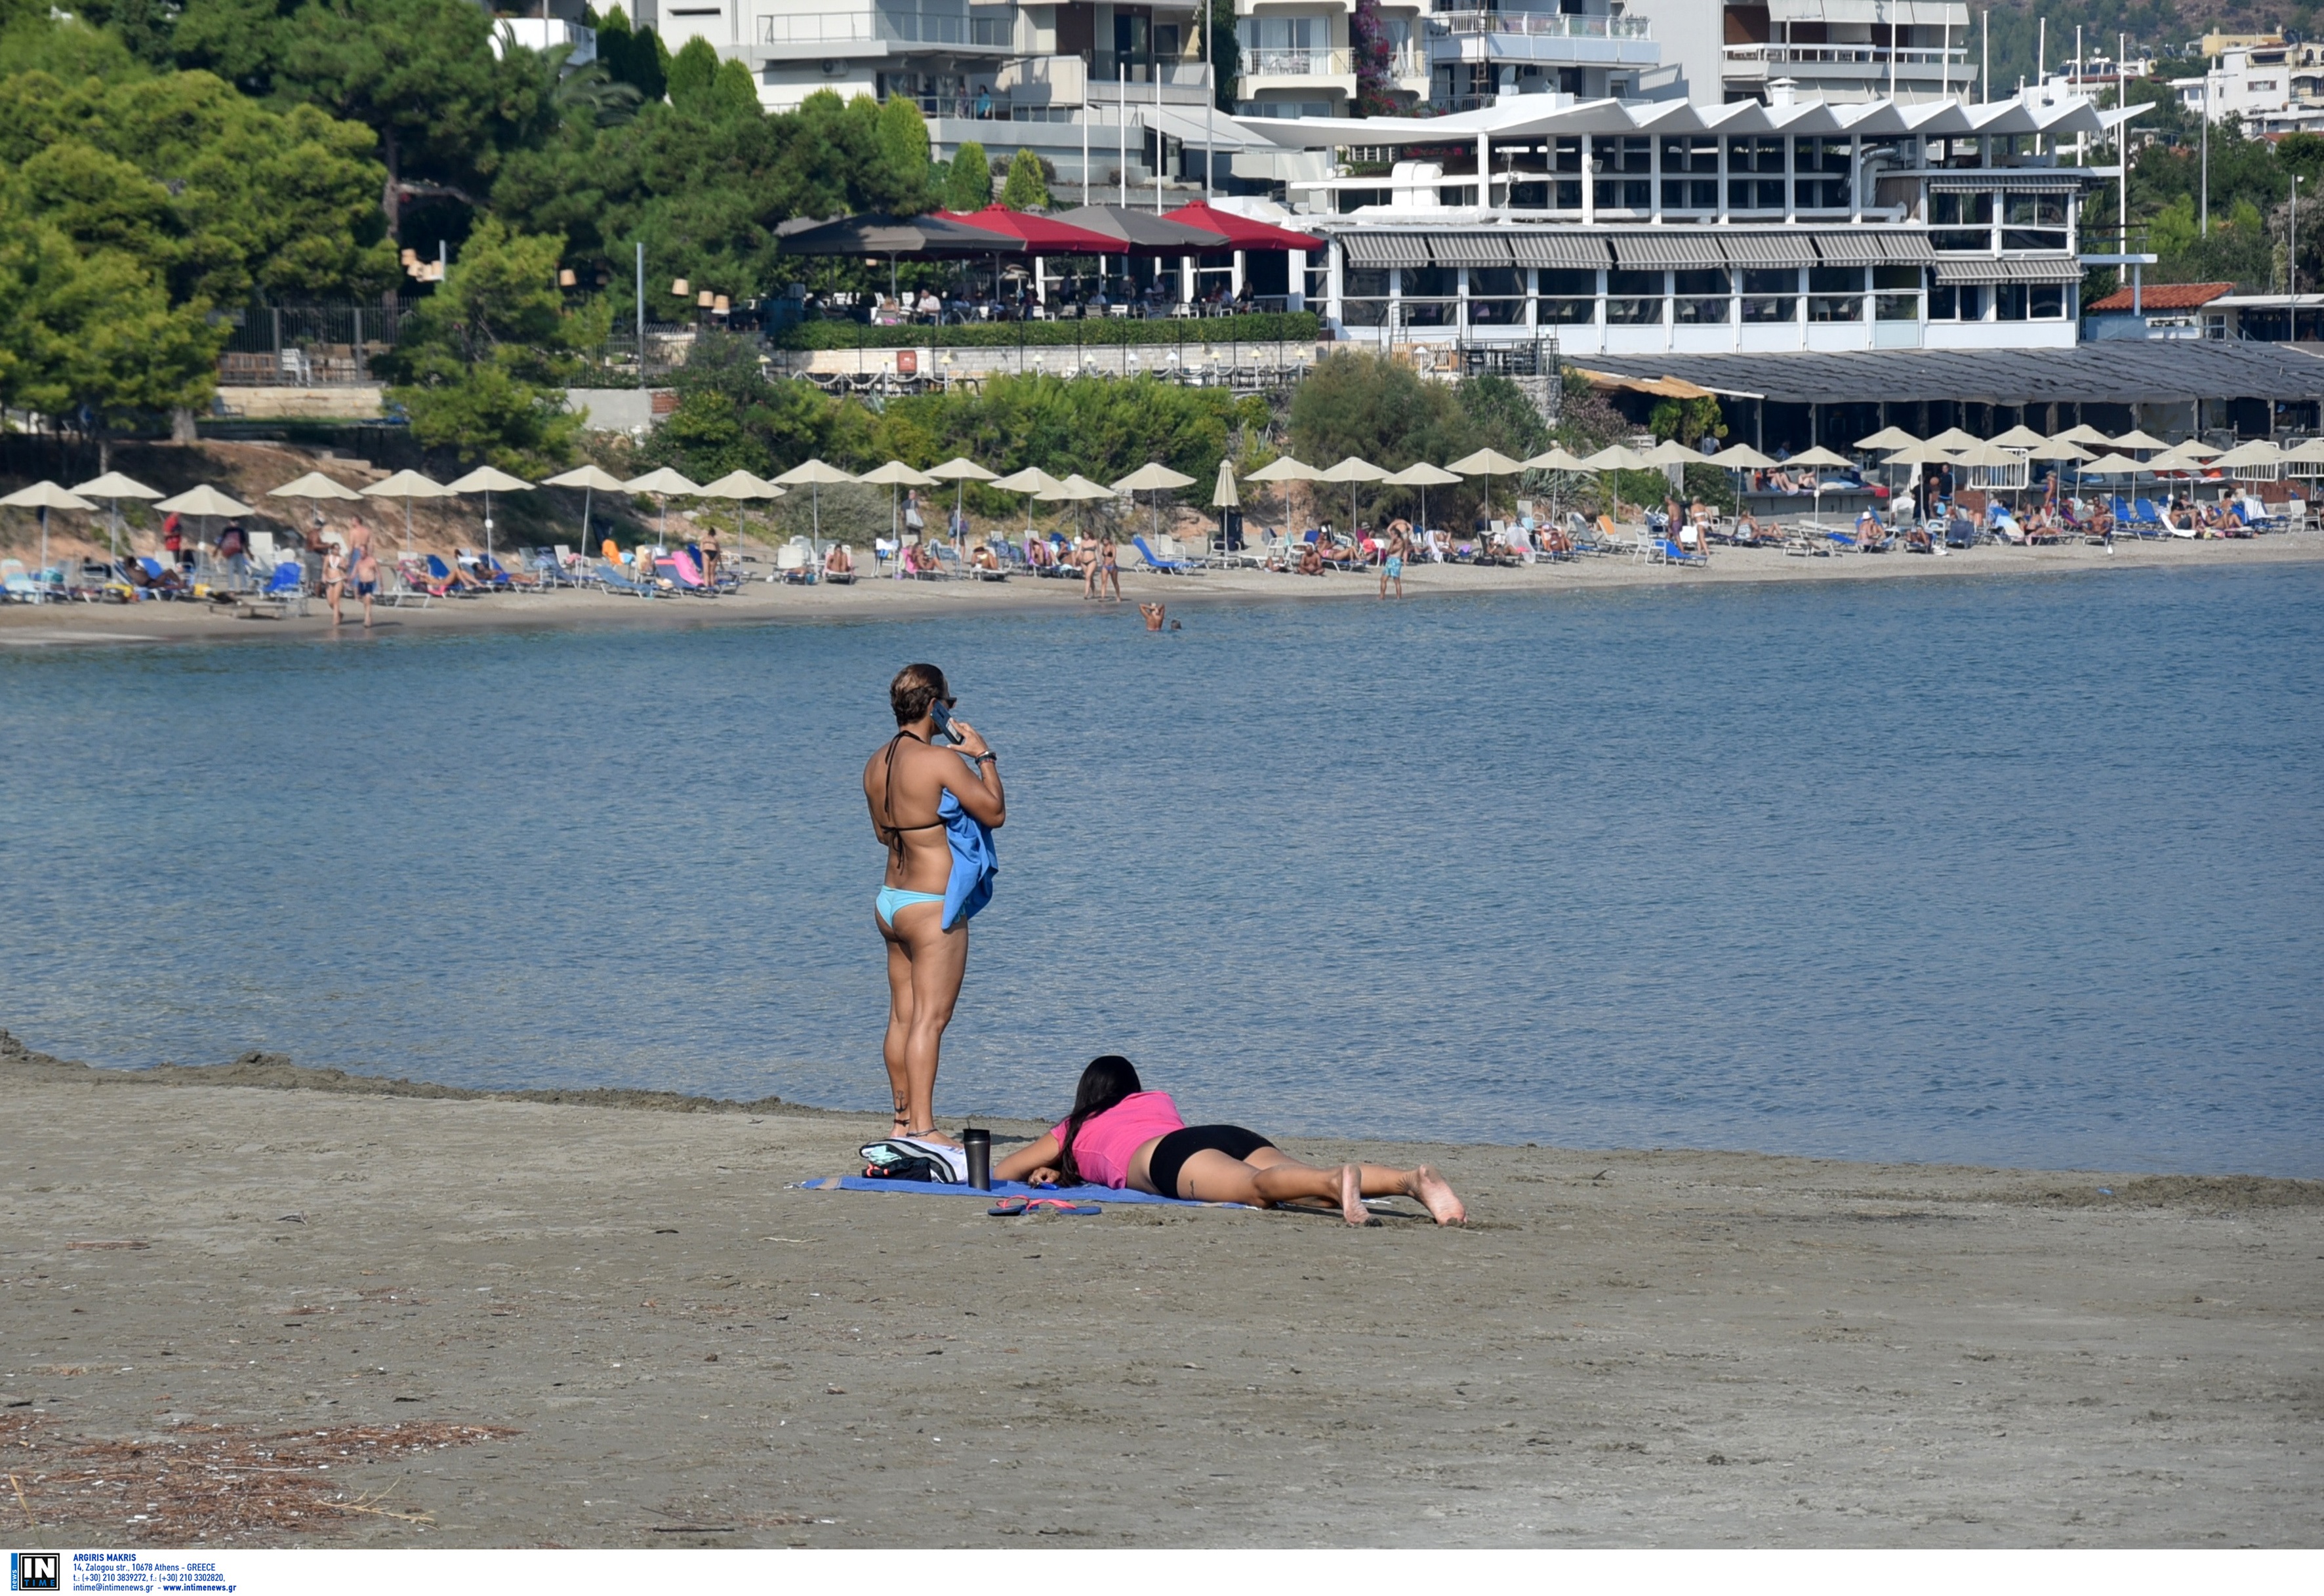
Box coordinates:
[797,1176,1223,1206]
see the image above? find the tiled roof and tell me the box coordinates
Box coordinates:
[2087,281,2235,312]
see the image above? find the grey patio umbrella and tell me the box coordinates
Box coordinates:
[620,467,703,544]
[1112,461,1196,547]
[361,468,457,556]
[71,470,161,563]
[695,470,786,552]
[926,457,998,546]
[446,466,535,571]
[155,484,258,577]
[773,459,857,544]
[858,460,939,548]
[266,472,365,556]
[1318,456,1388,542]
[991,466,1065,542]
[1383,460,1459,537]
[2,481,96,602]
[543,464,628,551]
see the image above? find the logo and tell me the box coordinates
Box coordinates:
[10,1553,60,1592]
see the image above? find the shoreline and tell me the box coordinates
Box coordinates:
[6,1027,2319,1547]
[8,1030,2315,1200]
[5,533,2319,646]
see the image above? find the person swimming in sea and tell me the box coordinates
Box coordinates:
[991,1055,1466,1226]
[863,664,1004,1149]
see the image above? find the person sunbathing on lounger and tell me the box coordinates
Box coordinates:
[992,1055,1465,1226]
[826,542,855,578]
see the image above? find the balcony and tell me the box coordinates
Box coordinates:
[1241,46,1355,78]
[1429,10,1656,70]
[758,9,1014,50]
[491,18,596,65]
[1722,44,1970,81]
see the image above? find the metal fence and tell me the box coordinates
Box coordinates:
[216,301,416,386]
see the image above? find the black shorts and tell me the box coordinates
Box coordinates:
[1148,1124,1274,1198]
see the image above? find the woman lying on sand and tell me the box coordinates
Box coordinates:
[991,1055,1465,1226]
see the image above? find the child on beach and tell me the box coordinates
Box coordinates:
[992,1055,1465,1227]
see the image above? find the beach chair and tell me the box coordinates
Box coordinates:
[825,547,859,585]
[1,558,36,602]
[424,554,482,595]
[236,559,308,617]
[488,555,542,590]
[1133,535,1194,574]
[1659,536,1707,568]
[594,558,653,597]
[775,541,817,584]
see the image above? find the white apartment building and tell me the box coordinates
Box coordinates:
[1240,87,2127,355]
[2171,38,2324,136]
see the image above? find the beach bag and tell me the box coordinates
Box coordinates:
[860,1137,970,1185]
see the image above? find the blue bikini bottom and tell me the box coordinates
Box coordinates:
[876,886,947,929]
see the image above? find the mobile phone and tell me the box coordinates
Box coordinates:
[929,701,956,743]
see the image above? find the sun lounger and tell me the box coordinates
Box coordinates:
[1658,537,1707,567]
[1133,535,1195,574]
[594,559,653,597]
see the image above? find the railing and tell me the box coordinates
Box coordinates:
[1087,57,1211,89]
[760,9,1011,46]
[1429,12,1652,39]
[1722,45,1967,68]
[216,302,415,385]
[1241,47,1354,77]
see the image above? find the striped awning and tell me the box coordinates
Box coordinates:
[1339,233,1430,269]
[1608,232,1726,268]
[1928,171,2090,191]
[1509,232,1613,269]
[1429,234,1514,267]
[1932,255,2085,284]
[1721,232,1820,268]
[1814,232,1937,265]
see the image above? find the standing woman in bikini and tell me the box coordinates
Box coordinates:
[863,664,1006,1147]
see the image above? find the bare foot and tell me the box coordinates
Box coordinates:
[1410,1165,1466,1226]
[1338,1164,1372,1227]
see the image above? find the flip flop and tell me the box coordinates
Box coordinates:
[987,1197,1030,1217]
[1025,1198,1101,1216]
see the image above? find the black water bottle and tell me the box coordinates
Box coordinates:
[962,1126,991,1191]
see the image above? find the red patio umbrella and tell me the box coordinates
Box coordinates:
[1161,203,1324,253]
[937,206,1122,255]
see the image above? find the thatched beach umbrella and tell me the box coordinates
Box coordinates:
[542,464,628,550]
[361,468,457,556]
[2,480,96,602]
[446,466,534,571]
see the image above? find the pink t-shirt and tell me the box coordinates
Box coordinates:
[1051,1091,1185,1189]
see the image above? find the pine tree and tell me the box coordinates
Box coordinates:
[944,139,992,211]
[1000,146,1049,211]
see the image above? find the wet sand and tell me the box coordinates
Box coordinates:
[4,532,2320,647]
[4,1034,2318,1547]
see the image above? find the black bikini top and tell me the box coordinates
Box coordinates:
[881,732,944,859]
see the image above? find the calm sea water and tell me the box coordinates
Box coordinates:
[3,564,2319,1177]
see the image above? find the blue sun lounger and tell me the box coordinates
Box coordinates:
[1133,535,1194,573]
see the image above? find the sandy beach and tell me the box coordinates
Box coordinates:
[4,1033,2317,1548]
[4,528,2322,645]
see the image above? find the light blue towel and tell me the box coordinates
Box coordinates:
[938,767,996,930]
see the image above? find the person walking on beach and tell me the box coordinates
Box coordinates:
[1097,535,1122,602]
[992,1055,1465,1226]
[352,544,378,626]
[863,665,1005,1147]
[1378,525,1408,599]
[323,542,348,624]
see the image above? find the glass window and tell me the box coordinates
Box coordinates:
[1662,178,1719,210]
[2030,283,2067,319]
[1341,264,1388,325]
[1808,266,1864,295]
[1674,265,1730,323]
[1795,176,1850,210]
[1873,265,1921,291]
[1660,136,1719,173]
[1729,178,1786,211]
[1808,293,1864,323]
[1605,267,1663,323]
[1538,297,1597,325]
[1875,294,1920,321]
[2004,192,2068,226]
[1995,283,2030,320]
[1932,192,1994,225]
[1741,288,1796,323]
[1555,178,1583,210]
[1742,268,1796,295]
[1595,178,1652,210]
[1536,269,1596,297]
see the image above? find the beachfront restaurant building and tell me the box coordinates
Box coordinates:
[1246,87,2132,358]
